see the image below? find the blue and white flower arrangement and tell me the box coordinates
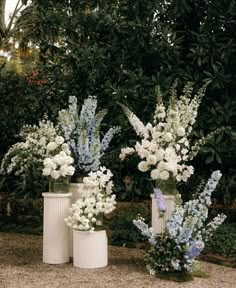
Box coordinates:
[119,82,225,188]
[58,96,120,177]
[133,171,226,276]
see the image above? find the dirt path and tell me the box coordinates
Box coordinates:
[0,233,235,288]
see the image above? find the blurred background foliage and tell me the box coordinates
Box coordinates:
[0,0,235,206]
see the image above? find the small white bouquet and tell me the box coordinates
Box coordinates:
[42,136,75,180]
[65,166,116,231]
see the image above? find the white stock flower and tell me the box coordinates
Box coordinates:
[164,132,173,142]
[150,169,160,180]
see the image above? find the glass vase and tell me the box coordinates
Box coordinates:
[156,179,177,195]
[49,178,69,193]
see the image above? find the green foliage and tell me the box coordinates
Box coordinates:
[0,197,43,234]
[205,224,236,258]
[1,0,236,202]
[106,203,150,247]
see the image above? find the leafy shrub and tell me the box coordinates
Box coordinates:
[205,224,236,258]
[105,202,151,247]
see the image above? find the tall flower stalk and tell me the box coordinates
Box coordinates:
[58,96,120,176]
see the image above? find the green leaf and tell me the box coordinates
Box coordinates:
[205,154,214,164]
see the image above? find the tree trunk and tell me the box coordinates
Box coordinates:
[0,0,6,38]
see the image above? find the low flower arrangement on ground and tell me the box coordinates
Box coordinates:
[133,171,226,280]
[64,166,116,231]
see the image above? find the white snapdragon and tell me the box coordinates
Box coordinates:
[119,147,135,160]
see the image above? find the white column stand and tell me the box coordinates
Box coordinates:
[68,183,86,258]
[43,192,72,264]
[73,230,108,268]
[151,193,176,234]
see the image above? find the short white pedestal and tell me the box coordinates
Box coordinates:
[73,230,108,268]
[151,193,176,234]
[43,192,72,264]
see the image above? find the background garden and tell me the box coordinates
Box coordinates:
[0,0,235,262]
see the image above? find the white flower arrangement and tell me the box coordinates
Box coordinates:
[0,120,58,176]
[133,171,227,275]
[65,166,116,231]
[0,120,75,183]
[42,137,75,181]
[119,82,224,184]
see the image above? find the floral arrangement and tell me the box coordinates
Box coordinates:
[64,166,116,231]
[42,136,75,181]
[119,82,224,186]
[0,119,75,186]
[57,96,120,176]
[133,171,226,276]
[0,119,58,176]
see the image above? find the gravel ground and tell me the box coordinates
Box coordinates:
[0,233,235,288]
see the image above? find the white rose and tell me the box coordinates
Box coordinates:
[138,161,149,172]
[159,170,170,180]
[156,149,165,161]
[42,167,51,176]
[150,169,160,180]
[67,166,75,176]
[147,155,158,165]
[177,127,185,137]
[51,170,60,179]
[176,174,182,182]
[46,142,58,151]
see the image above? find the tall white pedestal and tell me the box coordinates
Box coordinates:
[43,192,72,264]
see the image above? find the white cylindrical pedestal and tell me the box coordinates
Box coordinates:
[73,230,108,268]
[43,192,72,264]
[151,193,176,234]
